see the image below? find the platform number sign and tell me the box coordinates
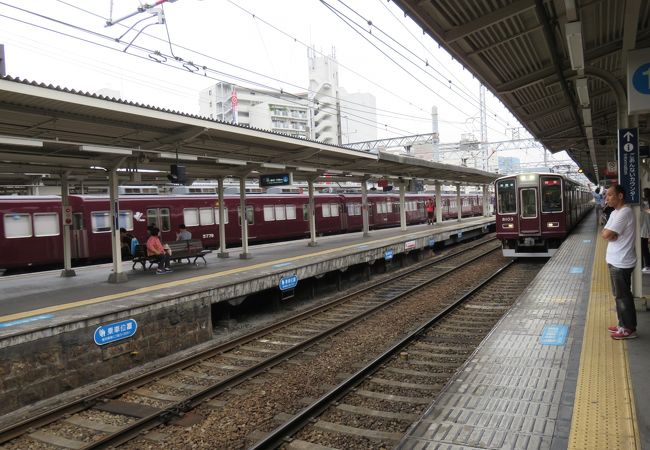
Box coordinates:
[618,128,640,205]
[279,274,298,291]
[627,48,650,114]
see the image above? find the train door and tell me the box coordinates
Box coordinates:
[519,187,540,234]
[146,207,172,240]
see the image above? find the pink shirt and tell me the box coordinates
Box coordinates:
[146,235,165,256]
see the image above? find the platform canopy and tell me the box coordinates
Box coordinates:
[394,0,650,184]
[0,77,496,188]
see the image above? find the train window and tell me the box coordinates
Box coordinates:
[3,213,32,238]
[34,213,60,237]
[275,205,286,220]
[72,213,84,230]
[214,207,229,224]
[118,211,133,231]
[263,205,275,221]
[91,211,111,233]
[386,201,393,213]
[286,204,296,220]
[303,204,309,221]
[183,208,200,227]
[331,203,340,217]
[496,180,516,214]
[541,177,562,212]
[160,208,171,231]
[520,189,538,218]
[147,208,171,232]
[146,209,158,229]
[346,203,360,216]
[199,208,214,226]
[237,206,254,226]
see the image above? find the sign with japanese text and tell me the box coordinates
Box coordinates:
[260,173,292,187]
[279,274,298,291]
[618,128,640,204]
[94,319,137,346]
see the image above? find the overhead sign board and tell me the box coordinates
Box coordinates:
[260,173,292,187]
[94,319,137,346]
[627,47,650,114]
[618,128,640,204]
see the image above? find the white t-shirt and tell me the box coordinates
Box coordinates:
[605,205,637,268]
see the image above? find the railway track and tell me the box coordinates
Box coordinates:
[0,237,514,450]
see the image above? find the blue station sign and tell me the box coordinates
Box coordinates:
[618,128,640,204]
[94,319,138,346]
[279,274,298,291]
[384,249,394,260]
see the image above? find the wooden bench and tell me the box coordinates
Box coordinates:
[131,239,212,271]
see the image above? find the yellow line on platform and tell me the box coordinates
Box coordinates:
[568,232,640,449]
[0,231,426,324]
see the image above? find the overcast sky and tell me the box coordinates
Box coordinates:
[0,0,575,169]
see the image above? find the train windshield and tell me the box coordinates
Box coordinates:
[541,177,562,212]
[496,179,516,214]
[520,189,537,218]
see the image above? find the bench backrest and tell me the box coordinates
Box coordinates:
[188,239,204,252]
[167,241,190,254]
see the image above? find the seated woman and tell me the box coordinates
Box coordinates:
[146,227,172,274]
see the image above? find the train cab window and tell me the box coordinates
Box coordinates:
[199,207,214,226]
[520,189,538,218]
[183,208,200,227]
[33,213,60,237]
[214,207,229,224]
[91,211,111,233]
[3,213,32,238]
[238,206,254,226]
[118,211,133,231]
[541,177,562,212]
[496,180,516,214]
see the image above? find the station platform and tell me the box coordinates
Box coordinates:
[0,216,493,416]
[397,210,650,450]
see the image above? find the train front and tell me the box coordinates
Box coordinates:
[496,173,567,257]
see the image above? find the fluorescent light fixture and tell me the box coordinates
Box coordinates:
[80,144,132,155]
[159,152,198,161]
[326,169,343,174]
[295,166,318,172]
[581,108,592,127]
[565,21,584,70]
[261,162,286,169]
[0,135,43,147]
[347,171,365,177]
[575,78,590,107]
[216,157,247,166]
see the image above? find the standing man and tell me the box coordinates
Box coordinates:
[176,224,192,241]
[601,184,638,339]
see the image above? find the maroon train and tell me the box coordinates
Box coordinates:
[0,190,487,270]
[495,172,592,257]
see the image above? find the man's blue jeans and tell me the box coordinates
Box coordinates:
[608,264,637,330]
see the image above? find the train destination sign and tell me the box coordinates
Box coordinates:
[260,173,292,187]
[94,319,138,346]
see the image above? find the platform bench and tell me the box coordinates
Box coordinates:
[132,239,212,271]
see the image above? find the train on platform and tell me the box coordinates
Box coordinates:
[495,172,592,257]
[0,188,489,271]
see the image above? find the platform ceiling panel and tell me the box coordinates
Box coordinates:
[0,77,496,186]
[394,0,650,184]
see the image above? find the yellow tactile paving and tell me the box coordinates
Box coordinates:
[568,232,640,450]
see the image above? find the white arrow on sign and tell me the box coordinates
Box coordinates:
[624,131,635,141]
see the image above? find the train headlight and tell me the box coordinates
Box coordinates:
[502,223,514,229]
[547,222,559,228]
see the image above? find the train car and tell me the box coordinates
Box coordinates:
[495,172,592,257]
[0,189,488,271]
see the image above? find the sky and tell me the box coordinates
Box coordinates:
[0,0,577,171]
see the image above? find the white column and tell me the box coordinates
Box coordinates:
[107,168,127,283]
[60,172,75,277]
[435,182,442,224]
[361,179,370,237]
[217,177,229,258]
[456,184,462,222]
[399,180,407,231]
[308,177,318,247]
[239,175,252,259]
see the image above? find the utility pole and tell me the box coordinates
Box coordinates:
[0,44,6,77]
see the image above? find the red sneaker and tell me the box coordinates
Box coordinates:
[611,328,638,340]
[608,325,621,333]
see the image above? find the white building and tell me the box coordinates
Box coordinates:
[198,49,377,144]
[198,83,310,139]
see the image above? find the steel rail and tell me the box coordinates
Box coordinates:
[249,259,516,450]
[0,238,496,448]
